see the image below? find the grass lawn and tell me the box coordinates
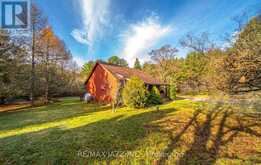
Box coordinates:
[0,98,260,165]
[177,94,209,99]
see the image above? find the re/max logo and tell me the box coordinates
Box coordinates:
[1,0,30,29]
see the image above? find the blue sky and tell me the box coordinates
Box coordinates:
[33,0,260,66]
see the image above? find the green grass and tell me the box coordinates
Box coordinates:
[177,94,209,99]
[0,98,260,165]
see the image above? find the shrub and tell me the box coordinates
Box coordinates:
[147,86,162,105]
[169,84,177,100]
[122,76,147,108]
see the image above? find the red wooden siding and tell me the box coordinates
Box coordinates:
[85,64,119,103]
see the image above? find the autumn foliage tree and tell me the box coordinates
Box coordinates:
[0,4,83,105]
[30,4,47,105]
[149,45,178,83]
[38,27,61,102]
[224,16,261,93]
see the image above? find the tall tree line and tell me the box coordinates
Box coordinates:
[144,15,261,94]
[0,4,83,105]
[80,15,260,96]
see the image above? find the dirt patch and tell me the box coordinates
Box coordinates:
[0,102,31,113]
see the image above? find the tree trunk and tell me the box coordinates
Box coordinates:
[45,42,49,103]
[31,24,36,106]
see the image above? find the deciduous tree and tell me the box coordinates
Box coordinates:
[108,56,128,67]
[225,16,261,93]
[149,45,178,83]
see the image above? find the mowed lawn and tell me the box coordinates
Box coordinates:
[0,98,260,165]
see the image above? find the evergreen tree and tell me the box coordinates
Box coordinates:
[122,76,147,108]
[134,58,142,70]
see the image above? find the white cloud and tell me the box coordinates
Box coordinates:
[72,0,110,48]
[71,29,89,45]
[120,16,171,66]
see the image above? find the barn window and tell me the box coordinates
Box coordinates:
[101,85,106,90]
[116,73,124,79]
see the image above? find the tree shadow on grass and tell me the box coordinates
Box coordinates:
[156,109,202,165]
[177,104,226,165]
[0,107,177,164]
[157,103,261,165]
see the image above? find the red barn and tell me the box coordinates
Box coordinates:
[84,61,166,103]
